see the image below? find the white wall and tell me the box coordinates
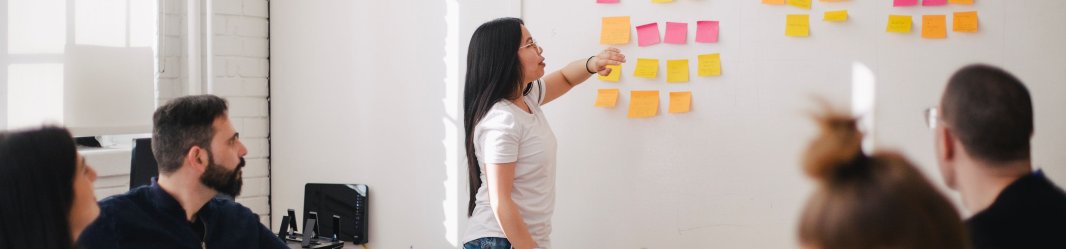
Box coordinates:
[270,0,499,247]
[92,0,274,225]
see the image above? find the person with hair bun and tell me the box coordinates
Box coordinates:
[797,110,969,249]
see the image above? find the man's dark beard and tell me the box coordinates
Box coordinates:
[200,153,245,198]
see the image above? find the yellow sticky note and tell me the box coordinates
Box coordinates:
[786,14,810,37]
[887,15,912,33]
[594,88,620,107]
[948,0,973,4]
[598,64,622,82]
[787,0,812,9]
[628,90,660,118]
[922,15,947,39]
[600,16,631,45]
[954,11,979,32]
[824,10,848,22]
[669,91,692,113]
[763,0,785,4]
[697,53,722,77]
[666,59,689,83]
[634,58,659,79]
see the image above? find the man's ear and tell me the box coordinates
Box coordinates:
[938,126,955,162]
[186,146,208,173]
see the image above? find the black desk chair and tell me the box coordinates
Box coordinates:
[129,138,158,190]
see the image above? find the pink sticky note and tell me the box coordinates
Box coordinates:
[894,0,918,6]
[597,0,619,3]
[664,22,688,44]
[922,0,946,5]
[696,20,719,43]
[637,23,661,47]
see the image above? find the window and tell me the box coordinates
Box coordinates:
[1,0,158,131]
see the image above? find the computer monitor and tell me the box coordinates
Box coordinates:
[303,183,368,244]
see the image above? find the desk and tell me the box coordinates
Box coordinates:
[285,241,361,249]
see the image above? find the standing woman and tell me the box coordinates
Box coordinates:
[0,126,100,249]
[462,17,624,249]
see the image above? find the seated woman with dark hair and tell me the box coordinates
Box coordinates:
[0,126,99,249]
[797,109,969,249]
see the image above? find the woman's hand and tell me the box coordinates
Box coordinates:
[588,47,626,76]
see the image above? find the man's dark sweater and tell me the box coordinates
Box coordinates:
[78,181,286,249]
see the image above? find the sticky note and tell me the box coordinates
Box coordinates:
[637,23,661,46]
[628,90,660,118]
[594,89,620,107]
[600,16,631,45]
[886,15,912,33]
[954,11,979,32]
[922,0,947,6]
[598,64,622,82]
[652,0,673,3]
[634,58,659,78]
[669,91,692,113]
[666,59,689,83]
[698,53,722,77]
[824,10,848,22]
[664,22,688,44]
[696,21,719,43]
[597,0,620,3]
[763,0,785,4]
[786,14,810,37]
[788,0,812,9]
[922,15,947,39]
[949,0,973,4]
[894,0,917,6]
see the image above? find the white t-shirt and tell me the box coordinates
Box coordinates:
[463,80,558,248]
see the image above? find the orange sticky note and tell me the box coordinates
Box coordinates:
[824,10,848,22]
[669,91,692,113]
[787,0,812,9]
[763,0,785,4]
[634,58,659,79]
[922,15,947,39]
[628,90,660,118]
[949,0,973,4]
[666,59,689,83]
[887,15,912,33]
[598,64,622,82]
[697,53,722,77]
[594,88,620,107]
[600,16,631,45]
[953,11,979,32]
[786,14,810,37]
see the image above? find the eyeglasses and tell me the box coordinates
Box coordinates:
[924,106,939,129]
[521,39,543,53]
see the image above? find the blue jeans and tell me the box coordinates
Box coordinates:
[463,237,512,249]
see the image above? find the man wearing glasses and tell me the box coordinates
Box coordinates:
[927,64,1066,249]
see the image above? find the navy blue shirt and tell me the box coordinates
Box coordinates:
[966,170,1066,249]
[78,181,287,249]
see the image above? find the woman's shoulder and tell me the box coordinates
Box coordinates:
[476,101,521,131]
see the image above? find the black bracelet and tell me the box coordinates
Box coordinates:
[585,56,596,74]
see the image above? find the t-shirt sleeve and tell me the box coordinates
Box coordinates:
[476,110,520,164]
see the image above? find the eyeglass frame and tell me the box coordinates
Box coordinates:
[924,106,940,129]
[520,39,542,53]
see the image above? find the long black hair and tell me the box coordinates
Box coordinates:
[464,17,526,216]
[0,126,79,249]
